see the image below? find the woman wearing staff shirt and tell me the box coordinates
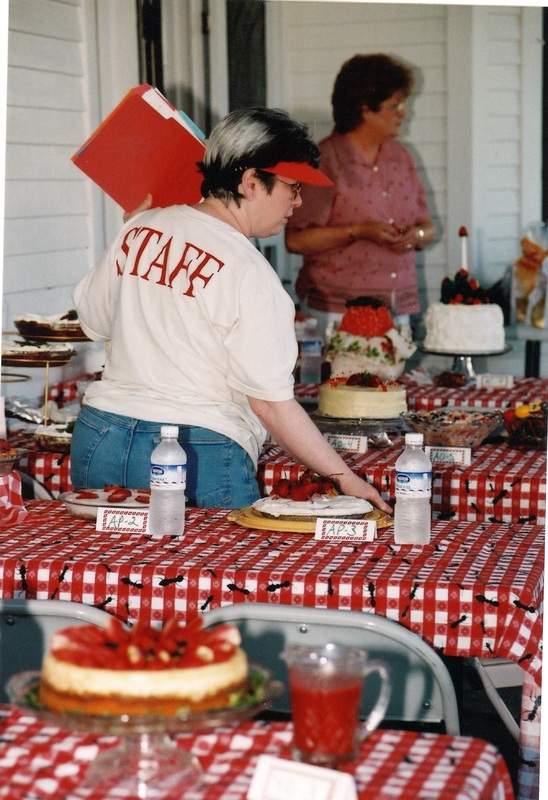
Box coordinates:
[71,106,391,514]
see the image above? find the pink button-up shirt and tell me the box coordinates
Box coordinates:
[287,131,431,315]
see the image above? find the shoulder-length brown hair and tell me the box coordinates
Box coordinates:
[332,53,414,134]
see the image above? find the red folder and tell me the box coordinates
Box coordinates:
[72,84,206,212]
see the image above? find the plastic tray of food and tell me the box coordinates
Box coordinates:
[401,408,504,448]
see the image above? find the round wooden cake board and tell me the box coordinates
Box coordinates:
[228,506,393,533]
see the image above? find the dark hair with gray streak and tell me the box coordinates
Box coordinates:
[197,107,320,205]
[332,53,414,134]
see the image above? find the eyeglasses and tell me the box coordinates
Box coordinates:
[384,100,405,113]
[275,176,302,199]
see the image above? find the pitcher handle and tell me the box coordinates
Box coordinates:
[360,659,392,739]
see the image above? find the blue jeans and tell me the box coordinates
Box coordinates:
[70,406,260,508]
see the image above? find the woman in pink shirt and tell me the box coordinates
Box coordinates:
[285,54,435,340]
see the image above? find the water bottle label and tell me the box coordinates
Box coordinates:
[150,463,187,490]
[301,339,322,356]
[395,470,431,497]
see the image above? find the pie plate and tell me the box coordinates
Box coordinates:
[60,489,150,520]
[228,505,392,533]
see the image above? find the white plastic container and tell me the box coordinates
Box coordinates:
[148,425,187,536]
[393,432,431,545]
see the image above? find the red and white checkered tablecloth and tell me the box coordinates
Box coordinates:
[0,504,541,680]
[0,710,515,800]
[7,430,72,498]
[0,472,27,525]
[258,441,546,525]
[0,504,541,800]
[16,444,72,497]
[403,376,548,412]
[13,376,546,502]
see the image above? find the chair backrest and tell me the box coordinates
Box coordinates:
[16,470,54,500]
[0,598,112,702]
[203,604,460,735]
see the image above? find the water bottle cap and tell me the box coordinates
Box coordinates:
[404,432,424,446]
[160,425,179,438]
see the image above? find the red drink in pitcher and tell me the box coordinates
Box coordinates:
[289,674,363,764]
[283,642,391,768]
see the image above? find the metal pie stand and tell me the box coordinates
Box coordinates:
[2,325,81,426]
[1,351,76,426]
[0,371,32,384]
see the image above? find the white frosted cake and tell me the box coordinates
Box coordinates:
[424,303,505,353]
[424,269,506,354]
[318,375,407,419]
[252,494,373,520]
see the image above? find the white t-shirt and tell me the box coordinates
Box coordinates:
[73,205,297,465]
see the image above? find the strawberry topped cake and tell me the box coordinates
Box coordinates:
[318,372,407,419]
[326,297,416,381]
[252,471,374,521]
[39,616,249,716]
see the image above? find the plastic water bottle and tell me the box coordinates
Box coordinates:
[299,319,323,384]
[393,432,431,545]
[300,336,322,383]
[148,425,187,536]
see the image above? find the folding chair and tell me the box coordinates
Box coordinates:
[0,598,112,702]
[203,604,460,734]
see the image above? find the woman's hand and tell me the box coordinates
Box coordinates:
[385,224,417,254]
[389,221,435,253]
[360,220,404,248]
[123,193,154,222]
[335,470,392,514]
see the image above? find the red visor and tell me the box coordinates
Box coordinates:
[261,161,333,187]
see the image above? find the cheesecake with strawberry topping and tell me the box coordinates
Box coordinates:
[39,616,249,716]
[318,372,407,419]
[326,297,416,381]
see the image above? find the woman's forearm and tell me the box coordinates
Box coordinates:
[285,223,371,256]
[286,217,435,257]
[248,396,392,513]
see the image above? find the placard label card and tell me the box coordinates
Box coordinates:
[314,517,377,542]
[247,754,357,800]
[475,373,514,389]
[96,508,149,533]
[425,445,472,466]
[323,432,368,453]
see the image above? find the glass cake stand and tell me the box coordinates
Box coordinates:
[419,344,511,378]
[7,667,283,799]
[310,412,411,447]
